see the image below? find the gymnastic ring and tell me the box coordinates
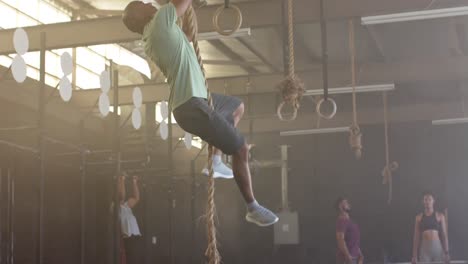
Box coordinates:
[277,101,298,121]
[213,4,243,36]
[316,97,337,120]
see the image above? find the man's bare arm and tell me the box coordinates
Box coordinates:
[439,213,449,254]
[336,232,352,261]
[412,216,421,261]
[127,176,140,208]
[181,12,195,42]
[172,0,193,17]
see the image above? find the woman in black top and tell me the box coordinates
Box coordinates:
[411,191,449,264]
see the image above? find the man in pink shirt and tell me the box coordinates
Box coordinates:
[335,197,364,264]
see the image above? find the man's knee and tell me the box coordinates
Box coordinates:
[235,143,249,159]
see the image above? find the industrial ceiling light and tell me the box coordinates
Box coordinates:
[361,6,468,25]
[432,117,468,126]
[303,84,395,96]
[280,127,350,136]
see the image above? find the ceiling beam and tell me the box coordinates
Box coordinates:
[67,55,468,107]
[0,0,445,55]
[365,26,388,61]
[208,39,260,74]
[237,38,281,72]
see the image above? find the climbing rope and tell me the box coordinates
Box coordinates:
[213,0,243,36]
[348,20,363,159]
[381,92,398,205]
[185,5,221,264]
[277,0,305,121]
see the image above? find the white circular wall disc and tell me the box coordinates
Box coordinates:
[100,70,111,93]
[13,28,29,55]
[60,52,73,76]
[99,93,110,117]
[133,87,143,108]
[160,120,168,140]
[59,76,72,102]
[132,108,142,130]
[11,55,27,83]
[160,101,168,120]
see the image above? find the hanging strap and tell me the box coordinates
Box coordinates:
[319,0,328,100]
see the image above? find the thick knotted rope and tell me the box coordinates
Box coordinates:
[185,5,220,264]
[277,0,305,121]
[347,20,362,159]
[381,92,398,205]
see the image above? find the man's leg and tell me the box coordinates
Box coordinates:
[213,102,244,156]
[229,103,278,226]
[228,103,254,202]
[174,97,278,226]
[203,103,245,178]
[232,143,254,203]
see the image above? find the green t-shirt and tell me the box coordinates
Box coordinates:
[143,3,208,110]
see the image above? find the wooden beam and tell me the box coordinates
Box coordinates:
[238,38,281,72]
[208,39,260,74]
[68,55,468,107]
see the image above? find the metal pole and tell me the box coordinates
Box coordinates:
[8,169,14,264]
[144,102,156,264]
[72,47,77,90]
[280,145,289,210]
[7,169,11,264]
[190,160,196,263]
[79,120,86,264]
[0,168,3,264]
[167,104,174,264]
[112,69,121,264]
[37,31,47,264]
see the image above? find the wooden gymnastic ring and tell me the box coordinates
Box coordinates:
[213,4,243,36]
[316,97,337,120]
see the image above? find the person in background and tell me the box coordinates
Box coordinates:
[412,191,449,264]
[335,197,364,264]
[119,174,142,264]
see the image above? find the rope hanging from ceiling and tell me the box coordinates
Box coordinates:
[347,20,363,159]
[185,4,221,264]
[276,0,305,121]
[381,92,398,205]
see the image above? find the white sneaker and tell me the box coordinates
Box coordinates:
[246,206,279,227]
[201,161,234,179]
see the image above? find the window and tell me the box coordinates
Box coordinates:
[0,0,148,90]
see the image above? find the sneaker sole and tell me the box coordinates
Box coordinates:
[201,170,234,179]
[245,214,279,227]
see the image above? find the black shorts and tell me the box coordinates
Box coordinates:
[173,93,245,155]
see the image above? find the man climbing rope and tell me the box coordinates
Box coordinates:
[122,0,278,227]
